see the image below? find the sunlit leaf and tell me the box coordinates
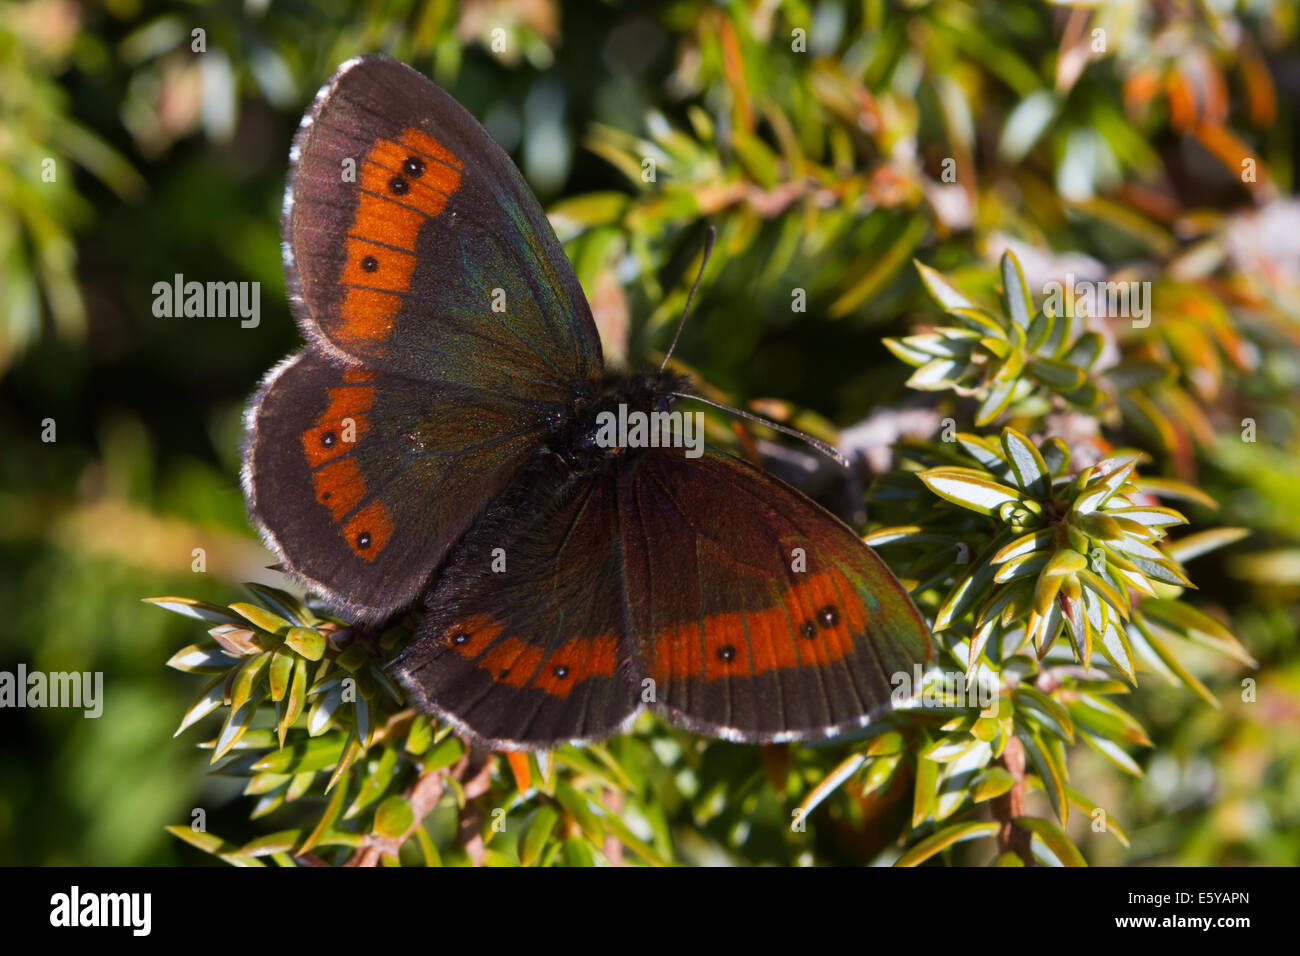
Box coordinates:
[919,467,1025,515]
[895,821,999,866]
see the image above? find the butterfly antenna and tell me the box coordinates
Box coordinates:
[659,226,717,373]
[672,391,850,468]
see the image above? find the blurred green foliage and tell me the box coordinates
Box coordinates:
[2,0,1299,865]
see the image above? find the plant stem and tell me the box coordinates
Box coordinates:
[991,735,1035,865]
[347,747,489,866]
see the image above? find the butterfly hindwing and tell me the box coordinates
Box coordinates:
[388,443,932,748]
[619,448,931,743]
[285,54,602,399]
[243,348,549,620]
[388,461,638,749]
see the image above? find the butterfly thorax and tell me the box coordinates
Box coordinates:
[544,369,691,472]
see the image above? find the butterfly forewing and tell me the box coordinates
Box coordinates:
[285,55,602,398]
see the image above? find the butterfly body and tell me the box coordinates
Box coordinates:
[539,369,690,470]
[244,55,931,750]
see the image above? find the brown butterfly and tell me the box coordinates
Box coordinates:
[243,55,931,750]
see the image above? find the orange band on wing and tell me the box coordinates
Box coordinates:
[400,129,464,171]
[312,456,366,520]
[337,127,463,345]
[445,613,506,657]
[347,193,426,247]
[359,161,453,219]
[343,500,393,560]
[532,635,619,697]
[302,384,375,468]
[341,238,417,292]
[444,614,620,699]
[339,288,401,343]
[650,569,866,682]
[477,638,545,686]
[299,372,390,557]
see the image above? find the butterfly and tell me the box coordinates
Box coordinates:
[243,54,931,750]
